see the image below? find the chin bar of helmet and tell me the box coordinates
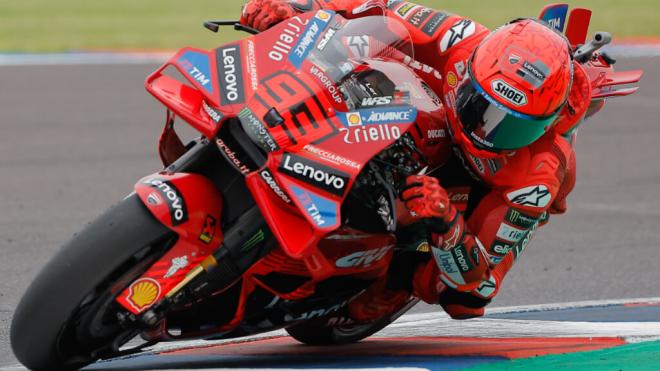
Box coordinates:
[574,32,612,63]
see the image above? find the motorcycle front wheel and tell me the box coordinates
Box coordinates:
[10,194,173,371]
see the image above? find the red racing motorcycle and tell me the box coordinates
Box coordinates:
[11,5,641,370]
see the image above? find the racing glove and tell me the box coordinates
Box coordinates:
[401,175,458,235]
[402,175,491,295]
[240,0,297,31]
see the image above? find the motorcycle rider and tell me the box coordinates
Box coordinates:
[240,0,589,320]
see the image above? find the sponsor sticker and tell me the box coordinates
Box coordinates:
[345,112,363,127]
[447,187,469,203]
[439,19,476,52]
[240,229,265,251]
[468,153,485,174]
[303,144,361,170]
[361,96,393,107]
[125,278,161,312]
[202,101,223,123]
[164,256,190,278]
[427,129,446,139]
[474,274,497,299]
[491,79,528,106]
[403,55,442,80]
[433,248,465,285]
[260,169,292,204]
[496,223,526,243]
[177,51,213,93]
[347,35,370,57]
[309,64,343,104]
[238,108,279,152]
[452,245,472,273]
[216,138,251,174]
[289,10,333,67]
[507,185,552,208]
[395,2,420,18]
[339,106,417,126]
[289,184,339,227]
[513,220,539,259]
[386,0,402,9]
[279,153,350,196]
[440,222,463,251]
[446,71,458,87]
[422,12,450,36]
[454,60,466,78]
[198,215,217,244]
[246,40,259,91]
[335,246,392,268]
[421,82,442,106]
[316,27,337,50]
[340,124,401,144]
[216,45,245,105]
[408,7,434,27]
[146,192,161,205]
[490,240,513,255]
[505,208,538,229]
[143,178,188,226]
[518,60,550,88]
[269,16,309,61]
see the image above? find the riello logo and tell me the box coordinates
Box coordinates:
[279,153,349,196]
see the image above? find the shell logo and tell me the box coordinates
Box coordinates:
[315,10,331,21]
[446,71,458,88]
[125,278,161,311]
[346,112,362,127]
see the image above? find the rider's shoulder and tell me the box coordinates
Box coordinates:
[490,131,574,211]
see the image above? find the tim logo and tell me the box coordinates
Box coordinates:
[547,18,561,30]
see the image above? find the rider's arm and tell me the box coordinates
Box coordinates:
[409,135,576,317]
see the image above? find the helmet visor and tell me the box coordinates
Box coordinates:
[456,78,559,152]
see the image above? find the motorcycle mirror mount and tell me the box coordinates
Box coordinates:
[203,20,260,35]
[574,31,612,63]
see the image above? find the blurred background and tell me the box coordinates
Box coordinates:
[1,0,659,52]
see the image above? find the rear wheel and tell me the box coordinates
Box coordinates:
[10,194,173,370]
[285,298,418,345]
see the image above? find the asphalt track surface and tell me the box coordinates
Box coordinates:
[1,57,658,367]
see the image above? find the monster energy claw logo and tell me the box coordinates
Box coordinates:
[241,229,265,251]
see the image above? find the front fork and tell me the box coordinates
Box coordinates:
[115,139,272,326]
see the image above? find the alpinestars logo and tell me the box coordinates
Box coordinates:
[507,185,551,208]
[439,19,476,52]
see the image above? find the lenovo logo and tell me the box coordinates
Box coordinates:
[217,45,245,105]
[279,153,349,196]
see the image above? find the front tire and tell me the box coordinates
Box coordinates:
[10,194,173,370]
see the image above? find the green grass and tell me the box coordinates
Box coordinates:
[1,0,659,52]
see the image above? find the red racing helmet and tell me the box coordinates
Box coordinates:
[450,18,573,158]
